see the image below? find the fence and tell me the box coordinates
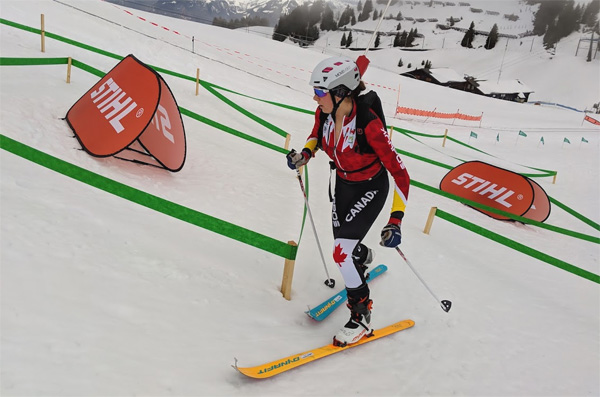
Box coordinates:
[1,16,598,293]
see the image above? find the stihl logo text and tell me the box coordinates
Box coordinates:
[152,104,175,143]
[91,78,137,134]
[451,172,516,208]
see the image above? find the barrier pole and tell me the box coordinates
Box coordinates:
[284,133,291,150]
[40,14,45,53]
[442,129,448,147]
[195,68,200,96]
[423,207,437,234]
[553,173,557,184]
[389,125,394,139]
[281,240,298,300]
[66,57,72,83]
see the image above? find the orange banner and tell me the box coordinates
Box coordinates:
[440,161,550,222]
[396,106,482,121]
[584,115,600,126]
[66,54,186,172]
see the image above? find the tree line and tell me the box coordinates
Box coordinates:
[270,0,599,49]
[459,0,598,50]
[529,0,599,49]
[212,16,269,29]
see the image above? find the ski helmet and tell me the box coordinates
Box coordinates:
[310,57,360,96]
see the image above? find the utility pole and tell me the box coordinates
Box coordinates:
[588,24,597,62]
[497,37,509,83]
[530,36,534,52]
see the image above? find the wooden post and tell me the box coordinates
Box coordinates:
[388,125,394,139]
[442,129,448,147]
[284,133,291,150]
[66,57,72,83]
[41,14,45,53]
[195,68,200,96]
[423,207,437,234]
[552,173,557,184]
[281,241,298,300]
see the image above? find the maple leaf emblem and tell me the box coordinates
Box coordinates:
[333,244,347,267]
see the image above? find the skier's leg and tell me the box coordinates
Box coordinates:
[331,170,389,345]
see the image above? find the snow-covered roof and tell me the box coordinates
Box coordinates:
[428,67,464,83]
[476,79,534,95]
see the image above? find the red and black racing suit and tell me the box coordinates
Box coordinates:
[303,100,410,299]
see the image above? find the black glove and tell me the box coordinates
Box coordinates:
[286,148,311,170]
[380,211,404,248]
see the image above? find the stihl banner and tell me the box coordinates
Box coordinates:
[440,161,550,222]
[66,54,186,171]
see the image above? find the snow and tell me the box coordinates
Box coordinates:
[476,78,533,95]
[1,0,599,396]
[428,67,465,83]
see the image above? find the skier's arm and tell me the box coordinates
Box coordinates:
[286,110,321,169]
[303,108,325,154]
[364,115,410,217]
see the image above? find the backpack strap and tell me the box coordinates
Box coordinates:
[355,91,387,154]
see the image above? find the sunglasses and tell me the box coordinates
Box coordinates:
[314,88,329,98]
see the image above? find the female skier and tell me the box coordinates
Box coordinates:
[286,57,410,346]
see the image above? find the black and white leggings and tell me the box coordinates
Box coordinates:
[331,167,389,289]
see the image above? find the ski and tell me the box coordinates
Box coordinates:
[306,264,388,321]
[232,319,414,379]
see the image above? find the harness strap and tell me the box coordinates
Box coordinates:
[337,158,380,175]
[328,159,381,202]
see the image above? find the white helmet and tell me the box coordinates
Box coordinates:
[310,57,360,93]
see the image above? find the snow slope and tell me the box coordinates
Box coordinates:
[1,1,599,396]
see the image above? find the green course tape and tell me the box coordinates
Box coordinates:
[410,180,600,244]
[179,107,287,154]
[550,197,600,231]
[434,208,599,284]
[0,134,297,260]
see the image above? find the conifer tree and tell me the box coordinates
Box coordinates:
[375,32,381,47]
[320,5,337,31]
[358,0,373,22]
[582,0,600,28]
[346,31,353,47]
[461,21,476,48]
[341,32,347,47]
[484,23,499,49]
[393,32,401,47]
[338,6,355,27]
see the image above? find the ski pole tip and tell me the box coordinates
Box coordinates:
[441,300,452,312]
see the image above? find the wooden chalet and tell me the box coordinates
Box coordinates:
[401,67,534,103]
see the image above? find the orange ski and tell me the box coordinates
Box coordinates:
[233,319,414,379]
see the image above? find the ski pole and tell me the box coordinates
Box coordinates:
[295,168,335,289]
[395,247,452,312]
[357,0,393,76]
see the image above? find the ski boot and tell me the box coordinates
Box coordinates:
[333,285,373,347]
[352,243,374,280]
